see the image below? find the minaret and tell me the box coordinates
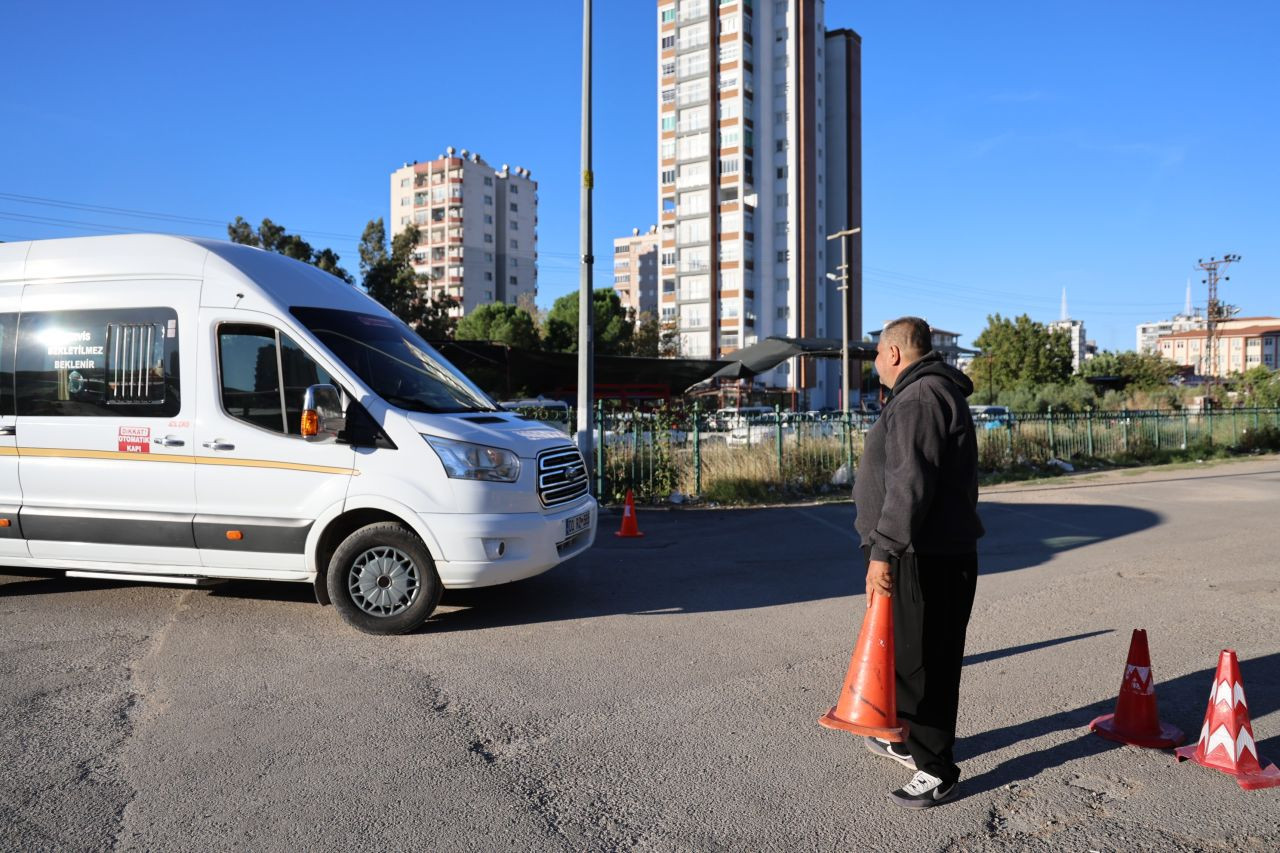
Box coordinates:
[1184,277,1193,316]
[1060,288,1068,322]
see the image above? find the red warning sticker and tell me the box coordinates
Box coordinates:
[118,426,150,453]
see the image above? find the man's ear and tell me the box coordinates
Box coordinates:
[889,344,902,365]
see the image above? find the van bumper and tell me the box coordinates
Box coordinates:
[421,496,597,588]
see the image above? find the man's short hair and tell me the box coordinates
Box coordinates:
[882,317,933,356]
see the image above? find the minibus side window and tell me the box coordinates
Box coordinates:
[218,324,337,436]
[15,308,180,417]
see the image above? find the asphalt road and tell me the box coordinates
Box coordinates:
[3,456,1279,851]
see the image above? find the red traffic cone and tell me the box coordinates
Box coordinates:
[1089,628,1184,748]
[1175,650,1280,790]
[614,489,644,538]
[818,592,908,742]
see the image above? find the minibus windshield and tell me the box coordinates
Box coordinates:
[290,307,498,414]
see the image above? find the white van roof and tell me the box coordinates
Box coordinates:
[0,233,378,315]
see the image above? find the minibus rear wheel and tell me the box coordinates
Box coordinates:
[327,522,443,634]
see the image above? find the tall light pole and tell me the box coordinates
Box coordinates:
[576,0,595,480]
[826,226,860,415]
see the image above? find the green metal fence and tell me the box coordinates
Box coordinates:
[509,405,1280,505]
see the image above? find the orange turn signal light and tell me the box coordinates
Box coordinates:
[301,409,319,437]
[0,519,9,528]
[225,530,243,541]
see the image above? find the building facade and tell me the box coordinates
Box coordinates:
[1156,317,1280,376]
[1049,318,1087,373]
[612,227,660,319]
[1137,311,1205,354]
[656,0,861,408]
[389,148,537,317]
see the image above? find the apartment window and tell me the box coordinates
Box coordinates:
[720,15,738,34]
[400,178,410,188]
[509,202,518,212]
[510,221,519,231]
[777,306,790,320]
[484,176,493,186]
[677,21,709,50]
[662,61,676,77]
[661,306,677,320]
[719,157,739,175]
[718,73,738,92]
[719,269,741,291]
[677,78,709,106]
[511,258,519,267]
[719,332,739,350]
[662,35,676,49]
[677,217,709,244]
[661,251,677,266]
[484,214,493,224]
[719,43,739,64]
[719,241,740,262]
[776,165,787,179]
[679,191,709,215]
[483,234,494,244]
[484,271,493,281]
[509,239,518,249]
[718,100,739,120]
[661,139,676,159]
[677,132,709,160]
[661,7,676,23]
[509,276,518,286]
[680,302,709,328]
[661,168,676,184]
[719,211,741,233]
[661,115,677,132]
[680,275,710,300]
[662,88,676,104]
[776,193,788,207]
[777,249,790,262]
[677,50,709,78]
[679,104,710,132]
[485,252,494,262]
[484,195,493,205]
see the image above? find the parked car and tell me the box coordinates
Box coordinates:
[969,405,1012,429]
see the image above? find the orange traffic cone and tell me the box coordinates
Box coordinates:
[1175,650,1280,790]
[1089,628,1184,748]
[614,489,644,538]
[818,591,907,742]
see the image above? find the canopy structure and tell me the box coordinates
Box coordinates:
[707,336,878,382]
[429,340,729,404]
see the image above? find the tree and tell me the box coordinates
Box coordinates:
[969,313,1073,398]
[543,289,635,355]
[227,216,353,283]
[455,303,541,350]
[632,311,660,357]
[1080,349,1179,390]
[360,219,457,340]
[1233,365,1280,408]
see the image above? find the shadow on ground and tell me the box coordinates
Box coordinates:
[956,650,1280,799]
[0,502,1161,633]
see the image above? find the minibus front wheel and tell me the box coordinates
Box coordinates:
[327,522,443,634]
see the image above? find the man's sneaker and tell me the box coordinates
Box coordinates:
[863,737,916,769]
[888,770,958,809]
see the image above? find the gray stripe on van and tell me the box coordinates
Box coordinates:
[193,515,312,553]
[20,507,196,549]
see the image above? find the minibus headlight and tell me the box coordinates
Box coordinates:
[423,436,521,483]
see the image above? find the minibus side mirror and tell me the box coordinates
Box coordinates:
[302,384,345,442]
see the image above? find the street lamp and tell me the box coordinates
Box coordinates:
[826,226,861,415]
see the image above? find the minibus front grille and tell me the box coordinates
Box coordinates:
[537,448,589,508]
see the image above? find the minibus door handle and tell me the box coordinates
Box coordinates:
[0,425,14,436]
[154,436,185,447]
[201,440,236,451]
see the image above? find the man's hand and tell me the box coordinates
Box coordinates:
[866,559,892,606]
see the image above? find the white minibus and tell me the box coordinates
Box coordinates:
[0,235,597,633]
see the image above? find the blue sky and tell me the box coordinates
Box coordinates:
[2,1,1277,352]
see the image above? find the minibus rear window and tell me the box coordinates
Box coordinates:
[290,307,497,414]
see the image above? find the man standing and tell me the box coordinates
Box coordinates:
[853,317,984,807]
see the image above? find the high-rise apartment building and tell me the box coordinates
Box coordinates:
[1137,283,1206,354]
[656,0,861,408]
[389,148,537,317]
[612,226,660,319]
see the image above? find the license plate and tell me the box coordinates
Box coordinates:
[565,510,591,537]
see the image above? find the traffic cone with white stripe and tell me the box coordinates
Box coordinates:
[614,489,644,538]
[1175,649,1280,790]
[1089,628,1184,748]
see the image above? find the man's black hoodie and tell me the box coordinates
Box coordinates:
[854,351,984,561]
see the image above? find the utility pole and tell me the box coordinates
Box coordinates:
[576,0,595,483]
[826,226,860,415]
[1198,253,1241,402]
